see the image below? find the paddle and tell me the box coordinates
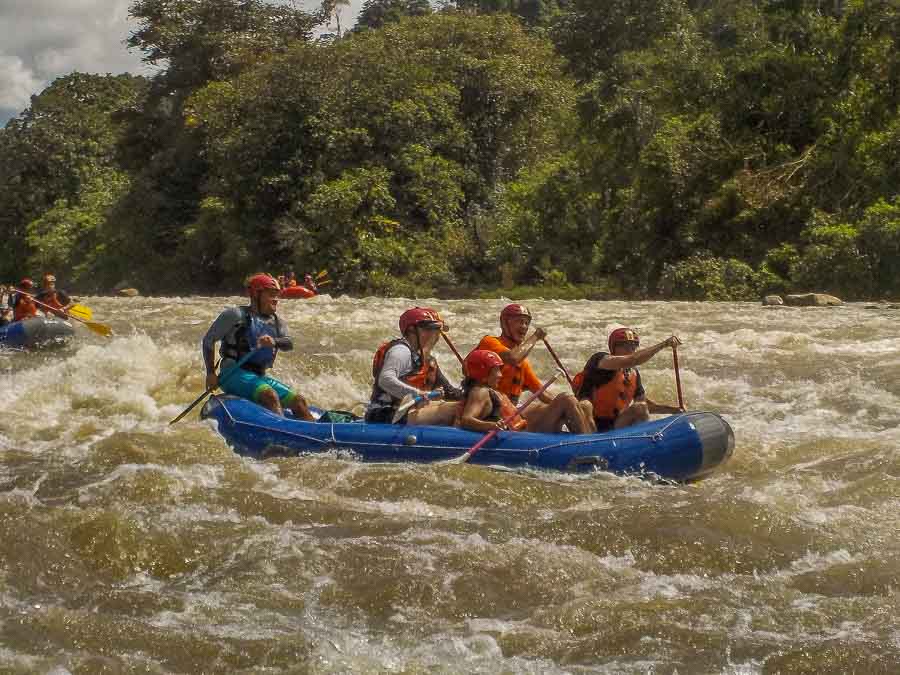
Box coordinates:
[67,304,93,321]
[672,345,685,411]
[169,349,260,425]
[17,290,112,337]
[440,330,465,366]
[391,388,444,423]
[315,270,329,280]
[542,338,577,392]
[442,369,563,465]
[316,279,332,287]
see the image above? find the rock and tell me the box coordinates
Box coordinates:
[783,293,843,307]
[762,295,784,306]
[118,288,140,297]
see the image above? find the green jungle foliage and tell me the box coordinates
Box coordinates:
[0,0,897,299]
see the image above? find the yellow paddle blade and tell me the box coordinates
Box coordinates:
[68,304,93,321]
[315,269,329,280]
[85,320,113,337]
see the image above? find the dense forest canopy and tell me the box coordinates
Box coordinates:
[1,0,897,299]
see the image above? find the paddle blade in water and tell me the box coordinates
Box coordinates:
[85,321,113,337]
[68,304,93,321]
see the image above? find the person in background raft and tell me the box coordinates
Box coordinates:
[201,273,314,419]
[286,271,298,287]
[574,327,684,432]
[34,273,72,318]
[367,307,463,425]
[477,304,594,433]
[12,279,38,322]
[456,350,529,433]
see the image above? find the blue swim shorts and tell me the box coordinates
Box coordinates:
[220,368,297,406]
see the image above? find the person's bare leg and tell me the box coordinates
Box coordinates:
[613,401,649,429]
[257,387,284,416]
[523,395,590,434]
[288,392,315,421]
[407,400,458,427]
[578,400,597,433]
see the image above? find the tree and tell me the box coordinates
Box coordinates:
[356,0,432,31]
[0,74,147,281]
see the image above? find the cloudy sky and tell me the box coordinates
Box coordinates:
[0,0,365,124]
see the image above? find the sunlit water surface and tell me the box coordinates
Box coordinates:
[1,296,898,673]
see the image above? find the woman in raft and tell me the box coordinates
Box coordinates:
[455,349,529,433]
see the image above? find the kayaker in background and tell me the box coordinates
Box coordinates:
[456,349,528,433]
[34,273,72,318]
[367,307,463,425]
[574,327,684,432]
[12,279,38,322]
[477,304,594,433]
[201,273,314,420]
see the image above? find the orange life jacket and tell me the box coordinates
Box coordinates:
[455,387,527,431]
[371,339,436,402]
[574,368,639,421]
[477,335,528,400]
[13,296,37,322]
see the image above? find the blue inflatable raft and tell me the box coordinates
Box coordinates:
[201,395,734,480]
[0,316,75,348]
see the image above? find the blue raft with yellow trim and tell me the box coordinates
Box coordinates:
[201,395,734,480]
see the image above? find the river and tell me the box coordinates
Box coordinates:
[1,296,898,673]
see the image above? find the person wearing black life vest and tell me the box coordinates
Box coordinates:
[456,349,529,433]
[366,307,463,425]
[201,273,314,419]
[574,327,684,432]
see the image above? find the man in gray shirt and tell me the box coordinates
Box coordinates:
[201,273,313,419]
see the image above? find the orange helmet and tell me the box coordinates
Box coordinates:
[399,307,443,334]
[246,273,280,294]
[464,349,504,383]
[608,327,640,351]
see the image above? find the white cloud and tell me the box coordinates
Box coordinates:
[0,0,369,123]
[0,53,43,112]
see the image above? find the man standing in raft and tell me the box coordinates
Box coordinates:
[367,307,462,425]
[574,327,684,432]
[477,304,594,433]
[201,273,314,419]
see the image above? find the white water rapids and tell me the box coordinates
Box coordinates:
[1,296,898,672]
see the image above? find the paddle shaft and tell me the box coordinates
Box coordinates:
[440,331,465,365]
[169,349,259,425]
[542,338,576,392]
[672,345,685,410]
[15,290,111,336]
[455,370,562,464]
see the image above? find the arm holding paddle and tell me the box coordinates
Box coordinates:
[595,335,682,371]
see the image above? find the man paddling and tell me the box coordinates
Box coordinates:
[34,273,72,318]
[476,304,593,433]
[574,327,684,432]
[367,307,462,425]
[11,279,38,322]
[201,273,314,419]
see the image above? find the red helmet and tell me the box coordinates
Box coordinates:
[608,327,640,351]
[500,303,531,322]
[19,278,34,289]
[464,349,504,383]
[246,273,281,294]
[399,307,443,334]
